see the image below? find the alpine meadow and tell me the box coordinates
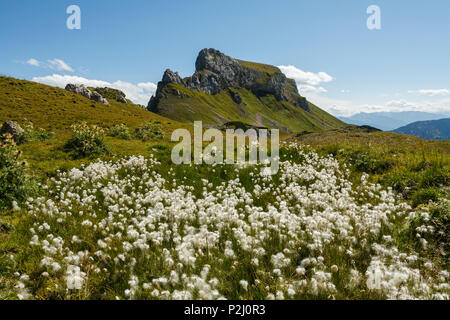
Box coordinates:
[0,1,449,303]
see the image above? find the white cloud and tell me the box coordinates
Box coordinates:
[308,94,450,117]
[301,92,355,117]
[32,74,157,106]
[33,74,109,88]
[297,85,328,93]
[385,100,417,109]
[26,58,40,67]
[278,65,333,97]
[47,59,74,72]
[23,58,74,72]
[408,89,449,97]
[278,65,333,86]
[137,82,158,91]
[380,99,450,114]
[277,64,450,117]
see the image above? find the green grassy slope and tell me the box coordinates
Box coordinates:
[0,76,174,131]
[0,76,189,174]
[153,83,345,133]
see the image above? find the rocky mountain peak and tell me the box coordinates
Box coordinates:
[148,48,309,112]
[162,69,184,85]
[195,49,242,80]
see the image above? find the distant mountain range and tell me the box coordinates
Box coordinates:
[339,111,450,131]
[392,118,450,141]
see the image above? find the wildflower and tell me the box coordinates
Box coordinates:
[65,265,86,290]
[16,149,449,300]
[296,267,306,276]
[12,201,20,211]
[240,280,248,291]
[97,239,108,249]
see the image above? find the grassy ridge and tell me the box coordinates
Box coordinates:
[0,76,179,131]
[0,76,190,175]
[155,83,345,133]
[236,59,281,75]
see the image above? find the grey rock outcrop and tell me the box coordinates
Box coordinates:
[1,121,24,141]
[65,84,109,105]
[148,48,310,112]
[148,70,185,110]
[90,91,108,104]
[94,87,128,103]
[162,69,184,85]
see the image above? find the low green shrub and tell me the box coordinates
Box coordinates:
[428,197,449,251]
[382,161,448,200]
[65,122,109,158]
[382,171,416,196]
[135,121,164,141]
[17,120,52,144]
[421,165,448,188]
[108,124,132,140]
[411,188,440,207]
[325,149,394,175]
[0,134,36,209]
[353,153,394,174]
[404,194,449,255]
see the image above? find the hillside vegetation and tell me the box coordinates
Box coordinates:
[290,130,449,203]
[0,76,449,300]
[156,83,344,133]
[0,76,189,174]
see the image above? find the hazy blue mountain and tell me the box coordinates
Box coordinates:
[339,111,450,131]
[392,118,450,140]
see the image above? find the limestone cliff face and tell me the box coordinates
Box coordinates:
[148,48,309,112]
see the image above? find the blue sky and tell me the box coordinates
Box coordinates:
[1,0,449,115]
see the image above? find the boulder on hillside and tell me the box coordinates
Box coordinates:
[90,91,109,104]
[93,87,128,104]
[65,84,109,105]
[1,121,24,141]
